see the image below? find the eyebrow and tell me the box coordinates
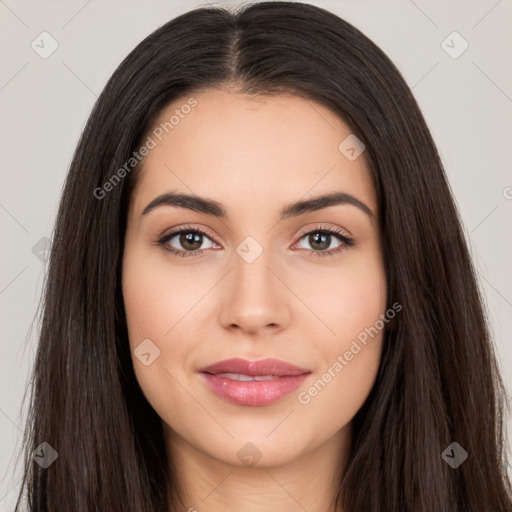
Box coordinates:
[141,190,374,220]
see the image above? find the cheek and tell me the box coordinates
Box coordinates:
[122,256,190,421]
[297,250,387,344]
[122,264,167,343]
[122,247,201,342]
[293,251,386,417]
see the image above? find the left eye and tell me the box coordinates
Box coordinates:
[295,230,344,252]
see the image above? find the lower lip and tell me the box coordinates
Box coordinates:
[200,372,310,406]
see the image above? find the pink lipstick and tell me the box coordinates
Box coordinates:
[198,358,311,406]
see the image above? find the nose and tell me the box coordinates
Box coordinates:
[218,249,291,336]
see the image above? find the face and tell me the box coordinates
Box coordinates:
[122,87,387,469]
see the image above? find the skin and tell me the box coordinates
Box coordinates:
[122,86,387,512]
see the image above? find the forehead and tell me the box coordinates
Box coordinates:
[130,88,376,218]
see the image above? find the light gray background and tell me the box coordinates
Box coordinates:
[1,0,511,508]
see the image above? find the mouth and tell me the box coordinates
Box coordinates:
[198,358,312,406]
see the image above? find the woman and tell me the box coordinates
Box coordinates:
[14,2,512,511]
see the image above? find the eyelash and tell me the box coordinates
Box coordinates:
[156,224,355,259]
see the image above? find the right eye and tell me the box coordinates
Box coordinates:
[157,226,219,257]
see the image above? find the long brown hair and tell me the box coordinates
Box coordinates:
[14,2,512,510]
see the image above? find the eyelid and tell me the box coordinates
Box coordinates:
[159,224,219,243]
[295,223,352,239]
[160,223,351,244]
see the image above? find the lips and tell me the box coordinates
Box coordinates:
[198,358,311,406]
[198,357,310,377]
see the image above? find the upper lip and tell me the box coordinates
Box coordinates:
[199,358,311,377]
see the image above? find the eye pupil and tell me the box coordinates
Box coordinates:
[180,232,202,250]
[310,232,330,250]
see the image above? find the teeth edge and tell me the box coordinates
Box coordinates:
[214,373,280,381]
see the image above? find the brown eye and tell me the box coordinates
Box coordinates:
[306,232,336,251]
[158,227,216,257]
[294,227,355,258]
[177,231,204,251]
